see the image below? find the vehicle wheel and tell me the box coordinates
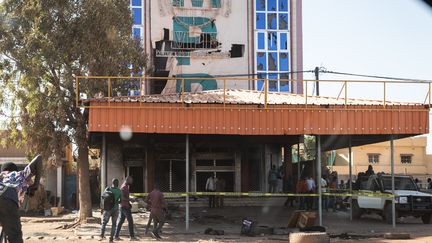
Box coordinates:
[383,204,396,225]
[421,214,431,224]
[351,200,363,219]
[289,232,330,243]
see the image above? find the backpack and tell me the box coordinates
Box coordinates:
[101,188,115,211]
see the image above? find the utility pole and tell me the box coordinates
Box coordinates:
[314,66,320,96]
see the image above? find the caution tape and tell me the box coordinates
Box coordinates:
[131,191,394,198]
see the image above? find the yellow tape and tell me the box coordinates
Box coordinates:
[131,191,394,198]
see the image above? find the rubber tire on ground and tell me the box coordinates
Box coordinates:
[383,204,396,225]
[351,200,363,219]
[289,232,330,243]
[421,214,431,224]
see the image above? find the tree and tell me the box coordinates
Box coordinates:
[0,0,146,221]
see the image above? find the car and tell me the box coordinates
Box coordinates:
[352,174,432,224]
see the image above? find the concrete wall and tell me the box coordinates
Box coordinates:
[106,142,124,185]
[333,136,431,179]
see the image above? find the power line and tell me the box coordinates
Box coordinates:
[321,70,431,83]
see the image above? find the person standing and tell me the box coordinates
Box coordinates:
[205,174,217,208]
[305,176,316,210]
[427,178,432,190]
[268,165,278,193]
[0,155,42,243]
[100,178,121,242]
[321,176,329,212]
[115,176,137,240]
[215,177,226,207]
[146,183,166,240]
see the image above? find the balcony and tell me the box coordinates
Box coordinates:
[172,31,220,50]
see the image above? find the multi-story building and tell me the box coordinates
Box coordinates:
[129,0,303,94]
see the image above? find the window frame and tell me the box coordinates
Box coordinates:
[367,153,380,164]
[400,154,413,164]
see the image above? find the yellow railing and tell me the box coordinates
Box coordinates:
[75,76,432,111]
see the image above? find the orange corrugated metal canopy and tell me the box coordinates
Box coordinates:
[87,90,429,136]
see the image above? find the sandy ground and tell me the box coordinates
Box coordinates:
[17,206,432,242]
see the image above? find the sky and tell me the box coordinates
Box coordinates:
[301,0,432,152]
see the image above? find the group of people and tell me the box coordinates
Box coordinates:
[100,176,166,242]
[205,175,226,208]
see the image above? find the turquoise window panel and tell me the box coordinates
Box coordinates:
[176,57,190,66]
[173,16,217,44]
[132,8,142,25]
[268,53,278,71]
[279,52,289,71]
[173,0,184,7]
[268,32,278,50]
[211,0,221,8]
[132,0,142,7]
[279,13,288,30]
[256,13,266,30]
[175,73,217,92]
[256,0,265,11]
[257,52,266,71]
[267,13,277,29]
[191,0,204,7]
[279,0,288,11]
[267,0,277,11]
[257,33,265,49]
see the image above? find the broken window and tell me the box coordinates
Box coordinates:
[280,73,290,92]
[268,32,278,50]
[268,52,278,71]
[257,52,266,71]
[279,13,288,30]
[279,52,289,71]
[280,33,288,50]
[172,0,184,7]
[256,13,266,30]
[267,13,277,29]
[279,0,288,11]
[267,0,277,11]
[257,73,266,91]
[256,0,266,11]
[268,73,278,91]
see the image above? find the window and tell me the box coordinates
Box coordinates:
[254,0,290,92]
[401,154,413,164]
[368,154,380,164]
[130,0,144,41]
[172,0,184,7]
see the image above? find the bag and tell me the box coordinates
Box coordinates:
[241,218,256,236]
[0,183,7,197]
[101,188,115,211]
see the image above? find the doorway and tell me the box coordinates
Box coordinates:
[128,166,144,193]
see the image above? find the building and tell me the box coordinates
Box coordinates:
[129,0,303,94]
[332,136,432,183]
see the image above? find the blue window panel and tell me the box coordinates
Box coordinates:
[279,0,288,11]
[131,0,142,7]
[280,33,288,50]
[257,33,265,49]
[280,81,290,92]
[256,13,266,30]
[133,28,141,39]
[132,8,142,25]
[267,13,277,29]
[256,0,265,11]
[279,14,288,30]
[268,73,278,91]
[257,73,267,91]
[256,52,266,71]
[267,0,277,11]
[279,52,289,71]
[267,32,278,50]
[268,53,278,71]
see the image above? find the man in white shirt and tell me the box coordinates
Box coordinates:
[321,177,329,212]
[205,175,217,208]
[305,176,316,210]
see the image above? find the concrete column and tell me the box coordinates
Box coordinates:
[235,150,242,192]
[101,133,107,194]
[186,134,190,231]
[349,136,353,221]
[56,165,63,206]
[191,153,197,192]
[390,136,396,228]
[317,136,323,226]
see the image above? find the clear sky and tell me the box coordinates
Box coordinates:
[301,0,432,152]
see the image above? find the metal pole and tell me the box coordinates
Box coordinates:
[390,135,396,228]
[297,141,301,183]
[348,136,353,221]
[186,134,190,231]
[317,135,322,226]
[101,133,107,194]
[314,67,320,96]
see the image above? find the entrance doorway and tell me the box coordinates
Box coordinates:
[195,159,235,192]
[128,166,144,193]
[155,160,186,192]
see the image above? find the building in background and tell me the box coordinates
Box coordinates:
[332,136,432,186]
[129,0,303,94]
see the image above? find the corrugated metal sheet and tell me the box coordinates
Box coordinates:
[88,102,429,135]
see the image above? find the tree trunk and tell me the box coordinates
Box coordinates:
[77,140,92,221]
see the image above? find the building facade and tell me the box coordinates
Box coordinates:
[129,0,303,94]
[332,136,432,183]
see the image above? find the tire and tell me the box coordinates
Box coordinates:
[421,214,431,224]
[351,200,363,219]
[289,232,330,243]
[383,204,396,225]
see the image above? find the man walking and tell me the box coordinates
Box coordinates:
[268,165,278,193]
[0,155,42,243]
[100,178,121,242]
[146,183,166,240]
[115,176,137,240]
[205,174,217,208]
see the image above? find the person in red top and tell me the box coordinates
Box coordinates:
[146,183,166,240]
[114,176,137,240]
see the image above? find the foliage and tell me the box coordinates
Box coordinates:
[0,0,147,220]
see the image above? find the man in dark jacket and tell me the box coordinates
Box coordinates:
[0,155,42,243]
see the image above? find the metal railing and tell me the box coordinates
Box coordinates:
[75,76,432,111]
[172,31,219,50]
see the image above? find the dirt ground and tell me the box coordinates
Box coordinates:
[18,206,432,242]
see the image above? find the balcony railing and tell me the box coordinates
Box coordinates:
[172,31,220,50]
[75,76,432,111]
